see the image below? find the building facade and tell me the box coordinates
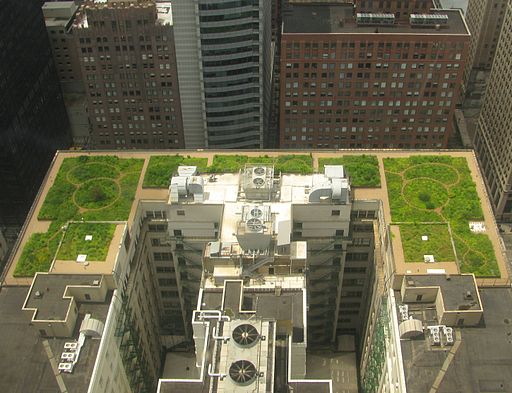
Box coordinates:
[473,0,512,221]
[279,4,469,149]
[172,0,272,148]
[71,0,185,149]
[0,0,71,233]
[464,0,509,78]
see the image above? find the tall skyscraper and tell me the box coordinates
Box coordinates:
[172,0,272,148]
[70,0,186,149]
[279,3,469,149]
[0,0,71,236]
[473,1,512,221]
[463,0,509,91]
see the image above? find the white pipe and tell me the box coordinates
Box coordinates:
[208,363,226,380]
[197,310,231,322]
[212,326,230,342]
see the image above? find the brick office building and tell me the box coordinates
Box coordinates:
[71,0,185,149]
[279,4,469,149]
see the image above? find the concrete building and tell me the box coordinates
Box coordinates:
[2,150,512,393]
[279,3,470,149]
[171,0,272,148]
[463,0,509,89]
[473,1,512,221]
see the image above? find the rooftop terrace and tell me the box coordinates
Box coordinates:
[2,150,507,287]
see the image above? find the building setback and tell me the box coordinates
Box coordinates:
[473,1,512,221]
[279,4,469,149]
[0,0,71,236]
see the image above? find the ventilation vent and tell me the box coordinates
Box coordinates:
[232,324,259,347]
[253,177,265,188]
[250,208,263,219]
[253,167,266,176]
[229,360,257,385]
[246,218,263,232]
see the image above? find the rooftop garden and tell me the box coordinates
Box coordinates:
[14,155,143,277]
[384,155,499,277]
[142,154,315,187]
[318,155,380,187]
[143,155,208,188]
[56,222,116,262]
[207,154,314,175]
[398,223,455,263]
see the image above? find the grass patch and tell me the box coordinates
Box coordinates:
[15,155,143,277]
[399,224,455,263]
[319,155,380,187]
[14,224,62,277]
[56,223,116,261]
[208,154,314,174]
[384,155,498,277]
[143,155,208,188]
[75,179,119,209]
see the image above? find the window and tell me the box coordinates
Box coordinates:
[416,294,423,301]
[156,266,174,273]
[177,210,185,216]
[173,230,182,236]
[151,238,161,246]
[332,210,340,216]
[336,229,344,236]
[85,294,91,300]
[154,252,172,261]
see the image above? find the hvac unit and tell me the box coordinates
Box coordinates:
[356,13,395,26]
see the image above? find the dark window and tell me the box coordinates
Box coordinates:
[332,210,340,216]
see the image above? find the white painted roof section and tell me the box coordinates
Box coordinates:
[156,2,173,25]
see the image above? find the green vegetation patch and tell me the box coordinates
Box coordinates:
[319,155,380,187]
[207,154,313,174]
[143,155,208,188]
[75,179,119,209]
[384,155,498,277]
[57,223,116,261]
[403,179,448,210]
[15,156,143,277]
[14,222,63,277]
[399,224,455,263]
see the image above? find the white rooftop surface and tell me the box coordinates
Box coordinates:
[281,174,331,203]
[438,0,468,14]
[156,2,173,25]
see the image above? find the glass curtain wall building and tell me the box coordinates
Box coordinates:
[173,0,271,149]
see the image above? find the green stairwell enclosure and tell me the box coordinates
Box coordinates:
[362,298,388,393]
[115,294,154,393]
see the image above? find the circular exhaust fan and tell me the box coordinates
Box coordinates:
[229,360,257,384]
[253,167,266,176]
[232,324,259,347]
[246,218,263,232]
[250,208,263,218]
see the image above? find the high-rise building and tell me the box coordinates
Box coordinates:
[279,3,469,149]
[172,0,272,148]
[43,1,90,146]
[69,0,185,149]
[473,1,512,221]
[3,150,511,393]
[463,0,509,91]
[0,0,71,234]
